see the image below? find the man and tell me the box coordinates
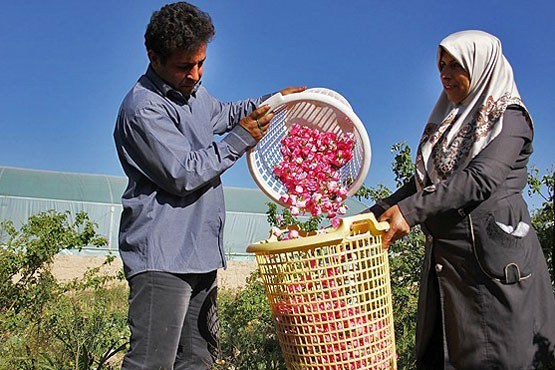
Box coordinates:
[113,2,304,369]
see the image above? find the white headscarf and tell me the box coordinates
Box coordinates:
[414,30,532,190]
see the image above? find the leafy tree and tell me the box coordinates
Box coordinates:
[528,165,554,284]
[390,142,416,187]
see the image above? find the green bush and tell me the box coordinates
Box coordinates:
[0,210,129,370]
[387,230,423,369]
[216,272,285,370]
[1,155,552,369]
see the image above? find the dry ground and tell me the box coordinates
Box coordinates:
[52,255,258,290]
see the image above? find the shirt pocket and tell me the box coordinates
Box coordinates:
[472,214,532,284]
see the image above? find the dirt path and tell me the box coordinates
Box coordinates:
[52,255,258,290]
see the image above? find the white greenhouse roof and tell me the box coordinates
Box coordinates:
[0,166,369,257]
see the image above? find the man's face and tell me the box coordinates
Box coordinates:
[148,43,207,98]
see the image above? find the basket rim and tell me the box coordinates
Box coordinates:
[246,213,388,253]
[246,89,372,208]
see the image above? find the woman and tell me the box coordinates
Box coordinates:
[367,30,555,369]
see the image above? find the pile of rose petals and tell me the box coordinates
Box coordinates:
[273,259,395,368]
[273,124,355,239]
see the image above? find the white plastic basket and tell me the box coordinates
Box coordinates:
[247,88,371,207]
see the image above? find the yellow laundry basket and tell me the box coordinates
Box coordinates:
[247,213,397,370]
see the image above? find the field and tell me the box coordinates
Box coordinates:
[52,255,258,290]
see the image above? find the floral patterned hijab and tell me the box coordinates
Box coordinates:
[415,30,532,190]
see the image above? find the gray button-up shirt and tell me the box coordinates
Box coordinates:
[114,66,271,278]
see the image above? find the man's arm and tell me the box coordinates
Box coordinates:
[115,105,256,196]
[209,86,306,134]
[208,92,273,135]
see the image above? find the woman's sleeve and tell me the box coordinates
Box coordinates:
[364,177,417,218]
[397,108,533,226]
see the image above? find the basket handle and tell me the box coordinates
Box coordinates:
[259,92,285,112]
[248,213,389,253]
[336,213,389,235]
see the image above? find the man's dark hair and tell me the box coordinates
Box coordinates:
[145,2,215,63]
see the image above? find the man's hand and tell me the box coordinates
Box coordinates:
[240,105,274,142]
[280,86,306,96]
[242,86,306,142]
[378,205,410,249]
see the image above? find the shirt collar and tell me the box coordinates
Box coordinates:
[145,65,201,105]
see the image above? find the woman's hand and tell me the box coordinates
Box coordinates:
[240,105,274,142]
[378,205,410,249]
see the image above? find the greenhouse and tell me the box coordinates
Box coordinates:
[0,166,368,257]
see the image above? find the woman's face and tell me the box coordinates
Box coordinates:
[439,50,471,104]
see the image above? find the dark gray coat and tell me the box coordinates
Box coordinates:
[371,107,555,369]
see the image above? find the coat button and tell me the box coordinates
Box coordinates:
[435,264,443,273]
[427,235,433,243]
[458,208,466,217]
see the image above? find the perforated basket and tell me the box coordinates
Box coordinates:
[247,214,397,369]
[247,88,371,207]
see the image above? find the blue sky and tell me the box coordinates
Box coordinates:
[1,1,553,208]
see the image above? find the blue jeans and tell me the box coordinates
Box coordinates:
[121,271,219,370]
